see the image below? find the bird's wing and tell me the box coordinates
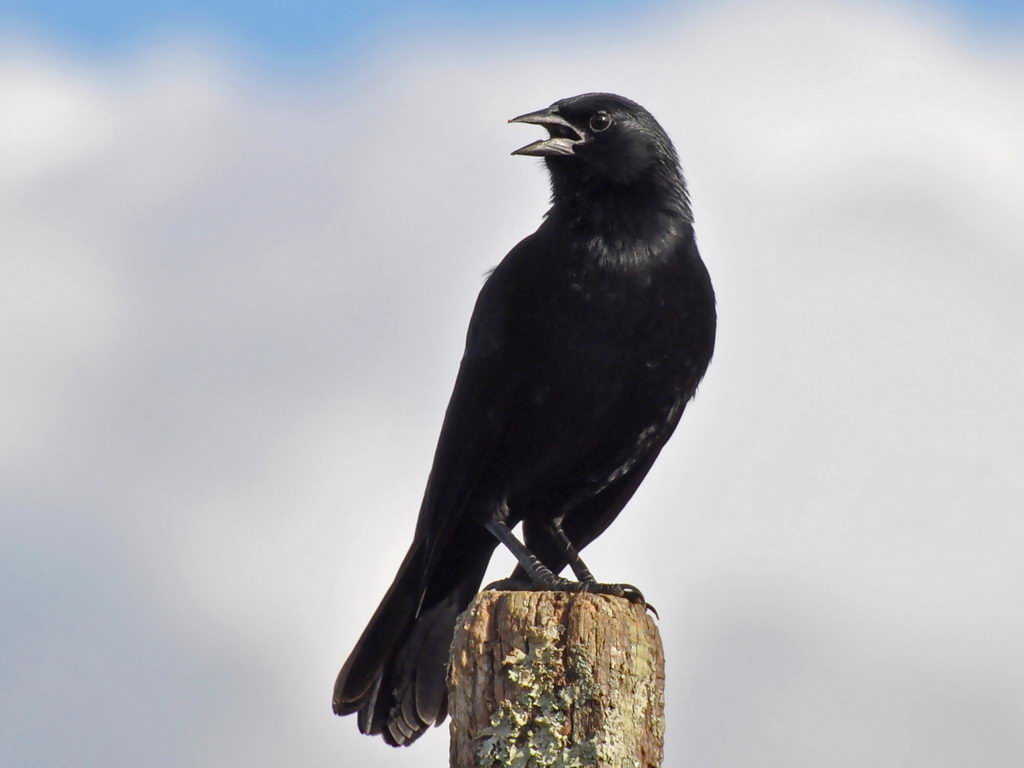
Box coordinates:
[336,241,537,743]
[410,239,538,593]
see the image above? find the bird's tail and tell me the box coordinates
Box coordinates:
[332,539,484,746]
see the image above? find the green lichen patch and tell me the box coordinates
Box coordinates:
[475,623,598,768]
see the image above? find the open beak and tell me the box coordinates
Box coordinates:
[509,107,584,157]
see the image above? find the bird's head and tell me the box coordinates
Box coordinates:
[510,93,689,221]
[510,93,679,186]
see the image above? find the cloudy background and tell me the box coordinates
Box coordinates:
[3,1,1023,766]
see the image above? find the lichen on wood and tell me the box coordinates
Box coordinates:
[448,591,665,768]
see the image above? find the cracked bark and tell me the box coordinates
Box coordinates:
[448,591,665,768]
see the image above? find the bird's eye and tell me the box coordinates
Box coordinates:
[589,111,612,133]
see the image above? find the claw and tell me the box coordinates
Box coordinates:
[595,583,658,618]
[615,583,647,602]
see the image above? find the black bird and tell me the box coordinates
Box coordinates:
[333,93,716,746]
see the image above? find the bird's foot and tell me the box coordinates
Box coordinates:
[484,576,656,617]
[574,581,658,618]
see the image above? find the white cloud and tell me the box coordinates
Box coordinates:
[2,3,1022,766]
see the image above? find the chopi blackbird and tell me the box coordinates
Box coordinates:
[333,92,716,746]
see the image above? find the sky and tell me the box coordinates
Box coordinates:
[2,1,1023,767]
[3,0,1023,66]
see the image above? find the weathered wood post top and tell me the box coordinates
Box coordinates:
[448,591,665,768]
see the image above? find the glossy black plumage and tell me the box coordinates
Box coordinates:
[333,93,716,746]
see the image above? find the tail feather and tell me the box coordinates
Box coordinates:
[333,534,492,746]
[415,597,460,726]
[355,673,383,734]
[384,592,464,743]
[333,542,425,714]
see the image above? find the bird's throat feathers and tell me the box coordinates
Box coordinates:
[544,160,693,260]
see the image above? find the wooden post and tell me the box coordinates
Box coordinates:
[448,591,665,768]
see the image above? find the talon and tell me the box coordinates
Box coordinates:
[615,584,658,617]
[614,583,647,604]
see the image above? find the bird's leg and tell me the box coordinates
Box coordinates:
[483,519,651,611]
[544,520,596,583]
[540,519,655,613]
[484,519,571,590]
